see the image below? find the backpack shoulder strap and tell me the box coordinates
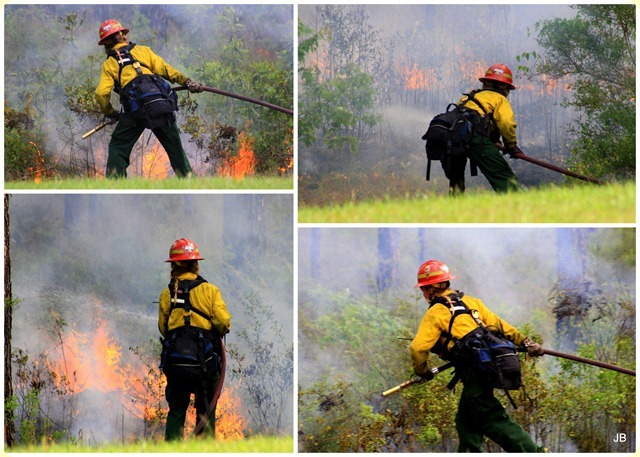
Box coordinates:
[430,291,476,350]
[167,276,210,329]
[460,90,487,115]
[108,43,144,90]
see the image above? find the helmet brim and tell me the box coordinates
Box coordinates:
[165,256,205,263]
[414,275,457,288]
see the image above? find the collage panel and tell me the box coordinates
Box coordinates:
[298,227,636,453]
[298,4,634,223]
[4,4,293,190]
[4,194,294,451]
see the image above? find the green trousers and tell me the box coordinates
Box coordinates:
[454,371,543,452]
[165,371,220,441]
[442,135,519,194]
[106,113,193,178]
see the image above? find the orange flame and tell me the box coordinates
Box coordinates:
[89,139,173,179]
[183,386,246,441]
[217,131,256,179]
[401,63,436,90]
[140,141,171,179]
[279,154,294,175]
[28,141,47,183]
[46,311,245,442]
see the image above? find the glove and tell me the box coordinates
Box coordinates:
[417,368,435,381]
[523,338,544,357]
[505,144,524,157]
[185,78,204,93]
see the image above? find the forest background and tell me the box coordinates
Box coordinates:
[298,4,635,204]
[298,227,635,452]
[4,194,294,446]
[4,4,294,181]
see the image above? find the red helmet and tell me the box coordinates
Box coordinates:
[479,64,516,90]
[98,19,129,45]
[166,238,205,262]
[414,260,457,288]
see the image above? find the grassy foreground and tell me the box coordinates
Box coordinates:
[6,435,293,453]
[5,175,293,191]
[299,181,635,223]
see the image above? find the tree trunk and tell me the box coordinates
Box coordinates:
[417,228,427,264]
[309,228,321,280]
[223,195,266,268]
[375,228,398,293]
[4,194,15,447]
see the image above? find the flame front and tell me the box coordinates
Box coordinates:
[87,139,172,179]
[183,386,246,441]
[141,141,171,179]
[401,63,437,90]
[28,141,47,183]
[217,131,256,179]
[46,313,245,442]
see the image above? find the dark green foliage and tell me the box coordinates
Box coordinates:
[519,5,635,179]
[4,97,52,181]
[298,13,382,162]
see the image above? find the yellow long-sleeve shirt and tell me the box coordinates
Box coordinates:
[158,272,232,337]
[458,89,518,148]
[95,42,190,116]
[410,290,526,377]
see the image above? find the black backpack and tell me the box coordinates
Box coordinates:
[431,292,523,404]
[421,91,490,180]
[108,43,178,130]
[160,277,221,379]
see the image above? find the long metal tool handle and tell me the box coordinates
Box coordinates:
[543,348,635,376]
[382,362,454,397]
[175,85,293,115]
[495,143,602,185]
[82,120,114,139]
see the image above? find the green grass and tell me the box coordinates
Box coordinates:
[298,181,635,223]
[6,435,293,453]
[5,175,293,191]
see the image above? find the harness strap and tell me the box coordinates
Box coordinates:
[108,43,145,92]
[469,158,478,177]
[430,291,471,353]
[461,90,487,115]
[167,276,209,331]
[461,90,494,137]
[447,371,462,391]
[433,292,527,406]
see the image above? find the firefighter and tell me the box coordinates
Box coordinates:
[444,64,522,194]
[158,238,232,440]
[409,260,545,452]
[95,19,204,178]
